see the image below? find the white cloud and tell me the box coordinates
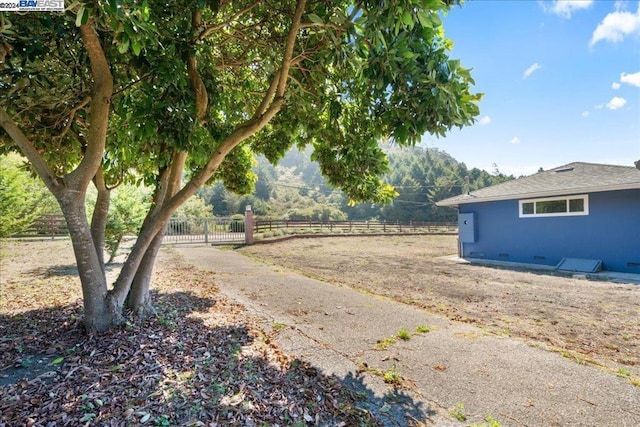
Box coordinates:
[509,136,521,144]
[582,111,590,118]
[594,104,604,110]
[612,81,621,89]
[589,5,640,47]
[606,96,627,110]
[542,0,594,18]
[478,115,491,126]
[523,63,542,79]
[621,71,640,87]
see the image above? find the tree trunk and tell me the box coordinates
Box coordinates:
[59,195,114,332]
[105,208,166,314]
[126,226,167,315]
[90,184,110,269]
[106,238,121,264]
[109,152,186,313]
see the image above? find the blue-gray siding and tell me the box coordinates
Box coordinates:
[458,189,640,273]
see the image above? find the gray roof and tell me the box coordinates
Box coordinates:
[436,162,640,207]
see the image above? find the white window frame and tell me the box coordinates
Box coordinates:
[519,194,589,218]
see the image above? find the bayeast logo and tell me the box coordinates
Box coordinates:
[0,0,64,11]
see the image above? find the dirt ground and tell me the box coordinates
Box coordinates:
[240,235,640,381]
[0,239,380,425]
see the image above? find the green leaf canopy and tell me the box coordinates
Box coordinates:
[1,0,480,203]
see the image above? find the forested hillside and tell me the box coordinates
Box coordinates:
[2,146,513,236]
[198,146,513,222]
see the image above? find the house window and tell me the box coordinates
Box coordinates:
[519,195,589,218]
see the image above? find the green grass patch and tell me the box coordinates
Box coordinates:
[382,367,402,385]
[272,322,287,331]
[449,402,467,422]
[469,415,503,427]
[375,337,397,350]
[397,328,411,340]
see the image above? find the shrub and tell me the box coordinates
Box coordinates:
[0,154,58,237]
[105,185,151,262]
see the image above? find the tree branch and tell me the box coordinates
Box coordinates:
[109,0,307,303]
[162,95,284,217]
[0,107,62,194]
[255,0,305,116]
[288,73,314,96]
[189,10,209,123]
[172,0,306,207]
[55,96,91,140]
[197,2,261,42]
[113,73,152,98]
[255,70,282,117]
[299,22,344,31]
[90,165,110,270]
[67,21,114,190]
[167,151,187,196]
[109,150,186,304]
[148,160,172,217]
[108,99,281,304]
[276,0,306,98]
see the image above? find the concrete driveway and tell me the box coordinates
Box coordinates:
[173,244,640,427]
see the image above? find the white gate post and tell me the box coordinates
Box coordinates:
[245,205,254,245]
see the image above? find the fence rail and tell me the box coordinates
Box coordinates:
[254,219,457,234]
[11,215,457,244]
[11,214,68,238]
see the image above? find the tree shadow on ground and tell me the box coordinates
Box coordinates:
[26,262,125,278]
[341,371,435,425]
[0,289,435,426]
[26,264,79,277]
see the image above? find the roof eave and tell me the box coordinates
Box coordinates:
[436,183,640,207]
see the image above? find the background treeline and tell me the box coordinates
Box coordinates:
[1,146,513,240]
[197,145,513,223]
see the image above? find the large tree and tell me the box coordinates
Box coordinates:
[0,0,480,332]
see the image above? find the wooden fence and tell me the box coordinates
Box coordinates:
[11,215,457,243]
[12,214,68,238]
[254,219,457,235]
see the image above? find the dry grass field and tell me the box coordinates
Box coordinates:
[241,235,640,383]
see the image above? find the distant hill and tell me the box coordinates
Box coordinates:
[199,146,513,222]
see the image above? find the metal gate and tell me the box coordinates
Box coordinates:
[163,217,245,244]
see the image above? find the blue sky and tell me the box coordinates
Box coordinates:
[423,0,640,176]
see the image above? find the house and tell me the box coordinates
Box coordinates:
[436,162,640,273]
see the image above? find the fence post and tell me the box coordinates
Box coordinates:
[50,214,56,240]
[204,218,209,244]
[245,205,254,245]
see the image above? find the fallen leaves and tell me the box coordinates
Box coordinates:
[0,242,381,426]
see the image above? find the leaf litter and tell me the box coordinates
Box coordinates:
[0,240,381,426]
